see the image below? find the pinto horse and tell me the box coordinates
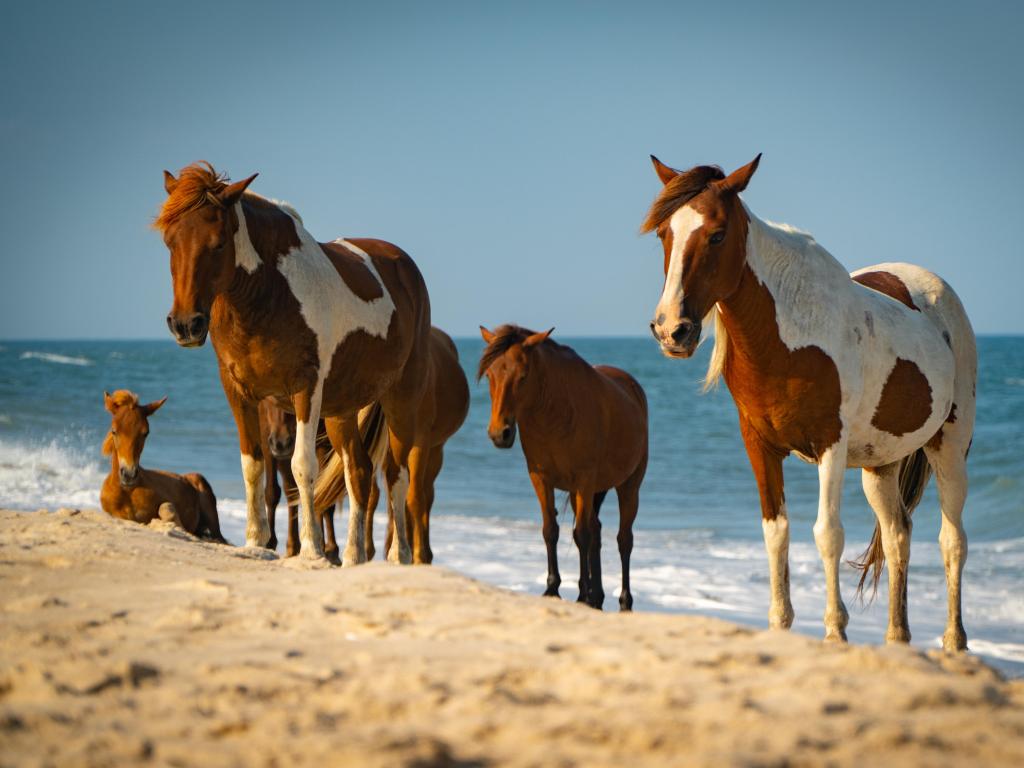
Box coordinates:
[258,398,341,561]
[100,390,226,542]
[156,162,432,564]
[358,326,470,564]
[478,326,648,610]
[643,155,976,650]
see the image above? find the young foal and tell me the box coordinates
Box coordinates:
[643,154,976,650]
[258,398,340,561]
[156,162,433,564]
[358,326,470,564]
[478,326,648,610]
[100,390,225,542]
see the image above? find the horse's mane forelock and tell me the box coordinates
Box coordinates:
[154,161,229,231]
[477,324,538,380]
[107,390,139,410]
[640,164,726,234]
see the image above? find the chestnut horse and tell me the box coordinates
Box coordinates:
[356,326,470,564]
[643,154,976,650]
[156,162,432,564]
[258,398,341,562]
[100,390,226,542]
[478,326,648,610]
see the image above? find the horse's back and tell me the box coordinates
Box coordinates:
[593,365,649,430]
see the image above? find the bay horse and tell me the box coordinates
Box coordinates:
[156,162,432,564]
[478,326,648,610]
[258,398,341,562]
[100,390,226,542]
[643,154,976,650]
[356,326,470,564]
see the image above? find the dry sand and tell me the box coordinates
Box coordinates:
[1,507,1023,767]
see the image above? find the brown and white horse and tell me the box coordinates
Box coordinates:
[258,398,341,562]
[643,155,976,650]
[478,326,648,610]
[100,390,226,542]
[156,162,432,564]
[356,326,470,564]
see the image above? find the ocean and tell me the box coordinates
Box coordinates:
[1,336,1021,675]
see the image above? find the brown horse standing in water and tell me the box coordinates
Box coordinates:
[259,399,341,562]
[156,162,433,564]
[478,326,648,610]
[100,390,226,542]
[357,326,470,564]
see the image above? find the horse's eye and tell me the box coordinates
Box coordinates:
[709,231,726,245]
[111,429,117,436]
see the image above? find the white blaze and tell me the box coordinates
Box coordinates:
[656,205,704,321]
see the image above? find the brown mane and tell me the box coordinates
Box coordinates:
[154,161,229,232]
[107,390,139,410]
[640,164,725,234]
[477,324,562,380]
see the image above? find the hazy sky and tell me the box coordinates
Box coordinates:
[1,1,1021,338]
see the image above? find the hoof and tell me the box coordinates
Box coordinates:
[299,543,325,560]
[588,594,605,611]
[285,542,300,558]
[267,536,278,551]
[342,546,366,567]
[943,626,967,652]
[823,628,848,643]
[386,544,411,565]
[543,586,561,598]
[885,627,912,644]
[324,547,342,566]
[768,604,795,630]
[619,594,633,612]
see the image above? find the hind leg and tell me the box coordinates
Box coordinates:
[320,504,341,565]
[264,457,280,551]
[384,434,412,564]
[861,463,912,643]
[365,475,381,561]
[615,459,645,612]
[588,491,606,610]
[925,442,969,651]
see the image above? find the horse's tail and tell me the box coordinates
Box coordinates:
[311,403,388,511]
[850,448,932,600]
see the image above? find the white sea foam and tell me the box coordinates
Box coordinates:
[19,351,93,366]
[0,438,103,510]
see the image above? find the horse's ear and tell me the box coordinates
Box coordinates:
[163,170,178,195]
[523,328,554,348]
[719,153,762,194]
[142,396,168,416]
[104,391,116,413]
[220,173,259,206]
[479,325,497,344]
[650,155,679,186]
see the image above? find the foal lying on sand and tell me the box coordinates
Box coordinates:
[100,390,226,542]
[479,326,648,610]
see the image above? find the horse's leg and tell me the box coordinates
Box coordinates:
[925,440,970,652]
[529,472,560,597]
[291,386,325,559]
[324,416,373,566]
[383,434,412,564]
[615,457,645,612]
[279,459,300,557]
[569,493,589,603]
[321,503,341,565]
[739,418,793,630]
[264,455,280,552]
[588,491,606,610]
[365,474,380,561]
[228,394,271,549]
[418,446,444,565]
[157,501,182,527]
[573,490,597,607]
[861,463,912,642]
[814,440,850,642]
[405,445,433,564]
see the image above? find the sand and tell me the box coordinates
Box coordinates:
[1,507,1023,767]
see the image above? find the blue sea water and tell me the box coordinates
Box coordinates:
[1,337,1021,674]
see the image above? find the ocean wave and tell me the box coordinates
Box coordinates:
[0,438,104,510]
[19,351,93,366]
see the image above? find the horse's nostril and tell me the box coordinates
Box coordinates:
[166,314,174,331]
[670,321,694,345]
[190,315,207,336]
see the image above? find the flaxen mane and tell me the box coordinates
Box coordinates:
[640,164,725,235]
[153,161,228,232]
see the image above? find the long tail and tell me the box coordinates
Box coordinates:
[311,403,388,511]
[850,448,932,600]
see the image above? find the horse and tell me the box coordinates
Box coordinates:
[643,154,976,650]
[100,390,226,542]
[358,326,470,564]
[258,398,341,562]
[478,325,648,610]
[156,162,433,565]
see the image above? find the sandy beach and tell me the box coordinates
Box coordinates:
[1,507,1022,767]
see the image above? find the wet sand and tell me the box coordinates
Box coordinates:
[1,507,1023,767]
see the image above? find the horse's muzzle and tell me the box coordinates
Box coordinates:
[167,312,209,348]
[650,316,701,358]
[119,465,140,488]
[269,436,295,460]
[489,423,517,449]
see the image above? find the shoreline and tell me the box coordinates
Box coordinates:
[2,507,1023,766]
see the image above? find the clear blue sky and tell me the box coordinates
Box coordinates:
[1,0,1021,338]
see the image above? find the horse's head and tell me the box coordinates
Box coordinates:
[155,162,258,347]
[102,390,166,488]
[260,399,297,460]
[642,154,761,358]
[477,325,554,449]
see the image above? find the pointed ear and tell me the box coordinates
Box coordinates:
[219,173,259,206]
[523,328,554,348]
[104,391,116,413]
[163,170,178,195]
[479,325,497,344]
[719,153,761,194]
[650,155,679,186]
[141,396,168,416]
